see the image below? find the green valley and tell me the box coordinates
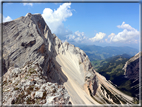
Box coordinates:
[91,54,138,97]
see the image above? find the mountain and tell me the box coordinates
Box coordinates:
[92,53,140,101]
[123,52,142,99]
[80,45,138,61]
[123,52,141,80]
[1,13,134,105]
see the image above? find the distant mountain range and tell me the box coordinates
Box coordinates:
[80,45,139,61]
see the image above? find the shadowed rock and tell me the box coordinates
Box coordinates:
[123,51,142,99]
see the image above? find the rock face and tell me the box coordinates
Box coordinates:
[123,52,141,80]
[123,52,141,98]
[2,13,134,105]
[3,62,70,105]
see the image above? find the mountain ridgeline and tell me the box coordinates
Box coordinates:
[80,45,138,61]
[1,13,135,105]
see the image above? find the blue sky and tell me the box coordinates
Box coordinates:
[2,2,140,49]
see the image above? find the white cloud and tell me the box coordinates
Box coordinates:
[66,31,107,43]
[109,22,139,43]
[117,22,135,30]
[0,14,12,23]
[42,3,73,38]
[89,32,106,42]
[3,16,12,22]
[66,31,87,43]
[23,3,33,6]
[108,33,115,38]
[74,31,85,37]
[105,39,108,42]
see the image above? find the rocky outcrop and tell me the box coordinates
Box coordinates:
[123,51,141,80]
[123,51,141,99]
[2,13,134,105]
[3,13,49,73]
[3,62,70,105]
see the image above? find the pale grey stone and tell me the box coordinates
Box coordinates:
[35,91,43,98]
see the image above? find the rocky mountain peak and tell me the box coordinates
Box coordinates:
[2,13,135,105]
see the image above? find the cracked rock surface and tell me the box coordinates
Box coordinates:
[3,62,70,105]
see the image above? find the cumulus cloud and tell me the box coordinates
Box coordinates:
[108,33,115,38]
[117,22,135,30]
[89,32,106,42]
[42,3,73,39]
[109,22,139,42]
[3,16,12,22]
[66,31,106,43]
[0,14,12,23]
[67,31,87,42]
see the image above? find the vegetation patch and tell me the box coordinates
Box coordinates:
[14,87,19,90]
[42,91,47,99]
[3,80,7,86]
[29,68,37,74]
[25,76,28,80]
[79,61,82,65]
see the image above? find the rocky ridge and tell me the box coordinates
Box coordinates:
[2,13,134,105]
[3,62,70,105]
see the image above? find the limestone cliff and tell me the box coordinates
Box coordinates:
[123,51,141,80]
[123,51,141,99]
[2,13,134,105]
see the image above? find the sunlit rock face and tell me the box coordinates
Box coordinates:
[2,13,134,105]
[123,52,141,80]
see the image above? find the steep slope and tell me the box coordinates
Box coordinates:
[2,13,66,85]
[2,13,134,105]
[123,51,141,80]
[55,42,99,104]
[123,52,142,99]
